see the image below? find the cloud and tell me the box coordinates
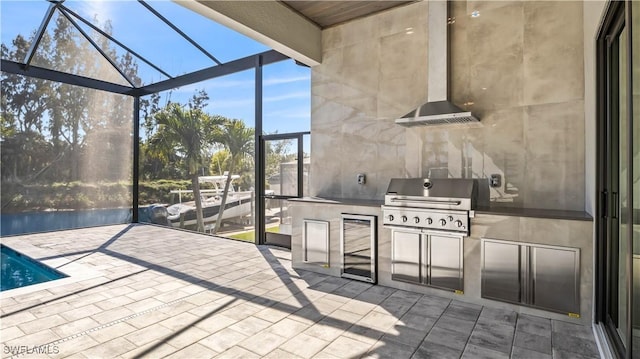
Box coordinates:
[163,84,199,95]
[153,74,309,97]
[162,91,306,111]
[264,75,310,86]
[265,108,311,119]
[168,74,309,93]
[264,91,309,102]
[200,74,309,89]
[207,98,254,109]
[206,78,254,89]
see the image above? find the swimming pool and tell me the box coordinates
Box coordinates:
[1,245,67,291]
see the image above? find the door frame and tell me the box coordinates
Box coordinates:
[257,131,310,247]
[595,1,635,357]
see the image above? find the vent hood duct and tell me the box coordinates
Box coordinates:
[395,1,479,127]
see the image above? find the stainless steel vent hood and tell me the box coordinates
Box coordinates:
[395,1,479,127]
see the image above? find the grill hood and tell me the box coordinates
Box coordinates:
[395,1,479,127]
[395,100,478,127]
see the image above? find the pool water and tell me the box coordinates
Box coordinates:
[1,245,66,291]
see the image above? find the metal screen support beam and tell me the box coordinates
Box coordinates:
[1,59,136,95]
[3,51,288,97]
[136,50,288,96]
[59,4,173,79]
[133,97,140,223]
[255,55,265,245]
[23,2,59,69]
[138,0,222,66]
[58,9,137,87]
[298,134,304,198]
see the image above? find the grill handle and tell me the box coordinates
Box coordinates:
[389,197,462,206]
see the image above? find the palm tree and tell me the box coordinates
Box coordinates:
[152,103,220,232]
[212,119,254,234]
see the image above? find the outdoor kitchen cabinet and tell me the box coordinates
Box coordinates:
[429,234,464,291]
[391,229,463,292]
[635,254,640,326]
[481,238,580,315]
[482,240,521,303]
[301,219,329,267]
[391,229,422,283]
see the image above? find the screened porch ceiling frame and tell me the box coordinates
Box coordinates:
[0,0,290,96]
[0,0,291,238]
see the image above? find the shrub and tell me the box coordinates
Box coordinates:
[0,179,202,212]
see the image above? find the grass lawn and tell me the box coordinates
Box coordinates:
[227,225,280,243]
[228,231,255,242]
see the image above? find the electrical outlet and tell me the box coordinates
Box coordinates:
[357,173,366,185]
[490,174,502,187]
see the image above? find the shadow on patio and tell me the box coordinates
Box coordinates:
[0,224,600,358]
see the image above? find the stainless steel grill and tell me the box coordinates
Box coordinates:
[382,178,478,235]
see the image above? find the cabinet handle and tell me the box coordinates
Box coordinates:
[520,246,527,303]
[520,246,534,305]
[612,192,618,219]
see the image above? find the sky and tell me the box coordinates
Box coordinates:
[0,0,311,135]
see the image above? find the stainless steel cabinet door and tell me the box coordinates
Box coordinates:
[302,220,329,266]
[391,230,421,283]
[482,240,521,303]
[429,234,463,291]
[531,246,580,314]
[634,255,640,327]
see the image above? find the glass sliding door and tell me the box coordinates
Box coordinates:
[598,2,638,357]
[611,25,630,350]
[632,1,640,356]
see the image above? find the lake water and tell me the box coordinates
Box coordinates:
[1,208,132,236]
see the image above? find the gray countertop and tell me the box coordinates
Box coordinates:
[288,197,384,207]
[288,197,593,221]
[475,206,593,221]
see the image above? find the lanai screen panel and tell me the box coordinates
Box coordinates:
[1,75,134,235]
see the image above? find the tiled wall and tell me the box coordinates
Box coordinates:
[311,1,585,211]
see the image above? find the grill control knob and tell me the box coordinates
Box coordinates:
[414,217,420,224]
[426,218,433,225]
[439,219,447,226]
[455,220,464,228]
[388,214,394,222]
[401,216,408,223]
[447,215,454,221]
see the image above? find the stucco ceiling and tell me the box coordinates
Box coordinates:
[280,1,416,28]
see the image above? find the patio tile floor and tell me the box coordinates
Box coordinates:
[1,224,600,359]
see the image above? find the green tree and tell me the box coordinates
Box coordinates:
[1,14,141,185]
[1,36,53,135]
[140,93,186,181]
[212,119,254,234]
[1,36,55,182]
[209,149,232,176]
[209,147,254,191]
[140,92,162,140]
[151,97,220,232]
[264,138,296,184]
